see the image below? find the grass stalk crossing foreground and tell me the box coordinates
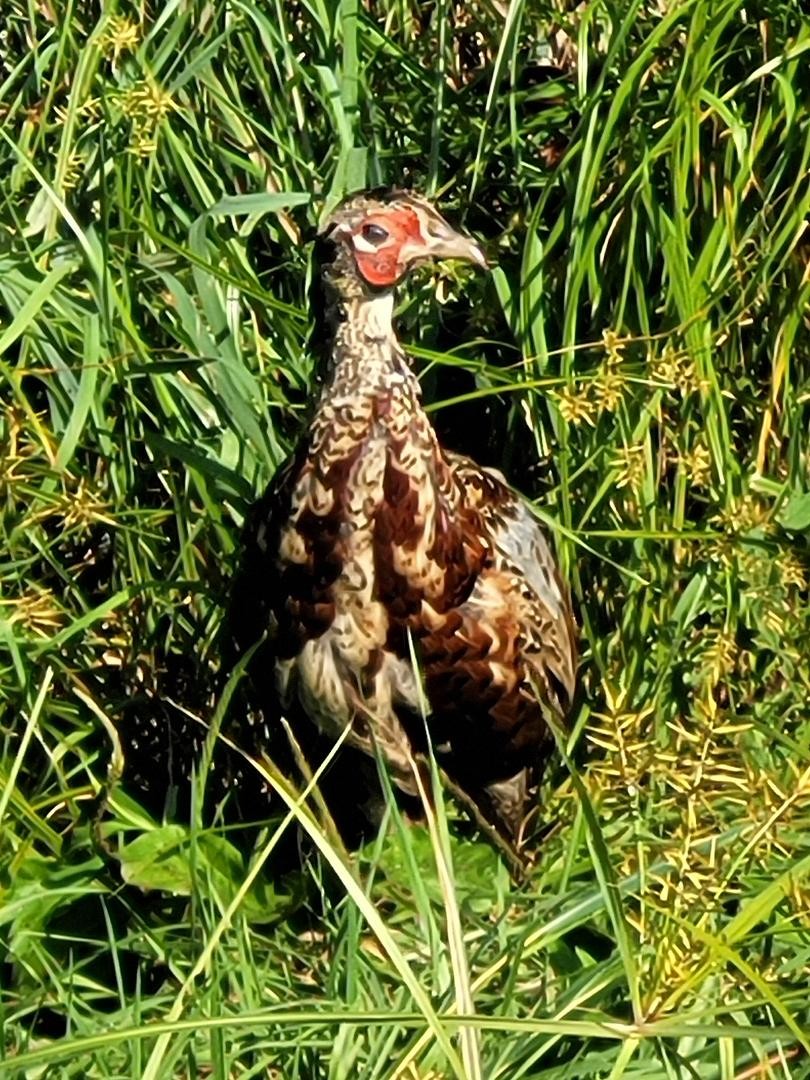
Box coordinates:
[1,0,809,1076]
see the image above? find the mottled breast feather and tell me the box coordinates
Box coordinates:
[229,389,577,848]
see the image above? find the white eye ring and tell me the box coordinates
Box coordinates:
[353,234,380,254]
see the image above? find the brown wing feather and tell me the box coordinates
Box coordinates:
[373,439,487,627]
[372,447,576,835]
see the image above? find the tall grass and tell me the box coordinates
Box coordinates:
[1,1,809,1076]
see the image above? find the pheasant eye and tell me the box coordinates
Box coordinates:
[360,222,389,244]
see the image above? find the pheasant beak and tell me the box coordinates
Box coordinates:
[424,230,489,269]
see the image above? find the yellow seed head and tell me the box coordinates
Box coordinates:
[594,369,627,413]
[554,385,597,426]
[611,443,646,491]
[62,150,85,191]
[777,551,807,590]
[651,344,706,396]
[1,588,64,635]
[680,442,712,488]
[700,627,737,684]
[101,16,140,60]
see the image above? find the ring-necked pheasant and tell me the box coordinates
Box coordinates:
[227,190,576,856]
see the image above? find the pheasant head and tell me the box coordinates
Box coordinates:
[316,190,487,297]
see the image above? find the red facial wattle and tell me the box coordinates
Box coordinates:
[352,248,402,287]
[351,207,423,288]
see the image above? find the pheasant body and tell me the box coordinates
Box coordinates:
[230,191,576,845]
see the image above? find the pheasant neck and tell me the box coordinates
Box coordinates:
[311,240,413,395]
[327,293,406,385]
[318,295,415,401]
